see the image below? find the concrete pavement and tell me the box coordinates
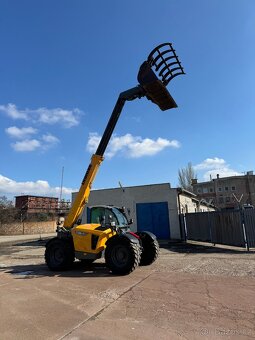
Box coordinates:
[0,240,255,339]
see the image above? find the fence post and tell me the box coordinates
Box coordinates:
[208,212,214,246]
[241,209,249,251]
[183,213,188,241]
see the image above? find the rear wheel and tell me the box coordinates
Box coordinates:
[105,237,141,275]
[45,238,74,271]
[136,232,159,266]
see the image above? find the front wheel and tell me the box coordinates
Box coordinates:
[105,237,141,275]
[45,238,74,271]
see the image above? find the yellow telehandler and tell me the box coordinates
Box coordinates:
[45,43,184,275]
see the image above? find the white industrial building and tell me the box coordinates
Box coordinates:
[72,183,214,240]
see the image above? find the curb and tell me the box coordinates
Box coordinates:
[0,233,56,246]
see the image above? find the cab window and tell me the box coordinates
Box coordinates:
[90,207,105,224]
[112,207,128,227]
[104,208,118,226]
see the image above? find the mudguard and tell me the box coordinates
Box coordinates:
[105,233,140,246]
[135,231,157,240]
[135,231,159,266]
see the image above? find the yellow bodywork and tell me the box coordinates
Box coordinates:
[64,154,104,229]
[71,223,116,254]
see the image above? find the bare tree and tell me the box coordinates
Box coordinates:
[0,195,13,208]
[0,196,19,223]
[178,162,197,192]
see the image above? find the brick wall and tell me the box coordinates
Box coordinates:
[0,220,56,235]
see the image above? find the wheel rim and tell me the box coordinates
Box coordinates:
[52,247,64,265]
[111,245,129,268]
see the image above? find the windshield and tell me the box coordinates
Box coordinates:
[112,207,128,227]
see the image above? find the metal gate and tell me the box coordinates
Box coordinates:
[185,212,211,242]
[182,209,255,249]
[136,202,170,239]
[243,210,255,248]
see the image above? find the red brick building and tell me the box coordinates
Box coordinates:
[15,195,58,213]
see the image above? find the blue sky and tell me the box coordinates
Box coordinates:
[0,0,254,199]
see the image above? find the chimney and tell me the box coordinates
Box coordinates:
[191,178,198,185]
[216,174,219,179]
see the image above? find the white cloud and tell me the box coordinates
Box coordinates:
[105,134,135,158]
[0,103,82,128]
[194,157,226,170]
[42,134,59,144]
[41,134,60,151]
[86,132,101,153]
[87,132,180,158]
[203,168,242,180]
[194,157,242,181]
[12,139,41,152]
[6,129,59,152]
[5,126,38,139]
[0,174,76,197]
[37,107,81,127]
[0,103,28,120]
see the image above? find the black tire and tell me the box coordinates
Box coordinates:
[45,238,74,271]
[136,232,159,266]
[105,237,141,275]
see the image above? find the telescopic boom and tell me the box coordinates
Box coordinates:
[63,43,185,229]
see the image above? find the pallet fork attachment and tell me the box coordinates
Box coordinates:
[138,43,185,111]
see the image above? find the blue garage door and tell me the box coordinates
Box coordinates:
[136,202,170,239]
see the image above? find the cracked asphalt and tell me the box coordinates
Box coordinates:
[0,238,255,340]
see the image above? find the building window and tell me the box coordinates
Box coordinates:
[209,187,213,193]
[218,197,224,204]
[225,197,231,203]
[203,188,208,193]
[218,187,222,192]
[231,186,236,191]
[197,188,202,193]
[225,186,229,191]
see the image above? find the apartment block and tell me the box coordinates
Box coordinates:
[192,171,255,210]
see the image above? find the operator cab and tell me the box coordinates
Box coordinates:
[87,205,132,231]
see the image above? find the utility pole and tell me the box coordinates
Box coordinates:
[59,166,64,210]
